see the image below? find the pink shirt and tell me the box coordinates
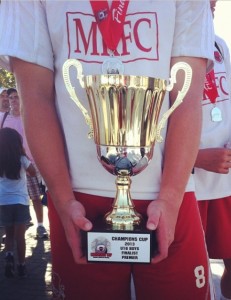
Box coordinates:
[0,113,34,162]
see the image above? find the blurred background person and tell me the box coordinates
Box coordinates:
[0,127,36,278]
[0,87,9,118]
[194,1,231,300]
[0,88,49,239]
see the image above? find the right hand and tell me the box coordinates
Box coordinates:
[195,148,231,174]
[56,199,93,264]
[146,197,180,264]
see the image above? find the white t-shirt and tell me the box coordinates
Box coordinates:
[0,156,31,205]
[0,1,214,200]
[194,35,231,201]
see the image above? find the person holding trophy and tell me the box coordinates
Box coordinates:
[0,1,214,300]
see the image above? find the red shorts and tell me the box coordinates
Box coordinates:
[48,192,212,300]
[198,196,231,259]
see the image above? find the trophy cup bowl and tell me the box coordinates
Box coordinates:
[63,60,192,263]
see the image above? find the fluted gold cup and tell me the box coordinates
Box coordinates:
[63,60,192,263]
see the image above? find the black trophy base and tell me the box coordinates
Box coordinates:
[81,218,157,263]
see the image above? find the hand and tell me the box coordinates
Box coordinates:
[195,148,231,173]
[56,199,93,264]
[146,198,179,264]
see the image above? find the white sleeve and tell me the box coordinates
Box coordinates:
[221,38,231,97]
[21,156,31,170]
[0,0,54,71]
[172,0,214,68]
[215,36,231,97]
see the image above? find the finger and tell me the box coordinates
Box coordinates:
[146,206,160,231]
[68,228,88,264]
[64,216,92,264]
[151,252,168,264]
[151,231,169,264]
[218,167,229,174]
[146,218,157,231]
[150,216,172,264]
[74,255,87,264]
[75,216,93,232]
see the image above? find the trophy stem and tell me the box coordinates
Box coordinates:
[105,175,142,230]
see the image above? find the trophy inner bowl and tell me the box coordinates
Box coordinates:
[84,74,166,175]
[85,74,166,148]
[97,145,153,176]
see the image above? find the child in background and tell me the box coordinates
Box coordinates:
[0,127,36,278]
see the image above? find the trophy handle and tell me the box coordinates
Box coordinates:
[156,62,192,142]
[62,59,94,139]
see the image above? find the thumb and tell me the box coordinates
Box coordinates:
[146,214,158,231]
[146,202,161,231]
[76,216,93,231]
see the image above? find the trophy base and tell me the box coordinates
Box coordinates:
[82,218,157,263]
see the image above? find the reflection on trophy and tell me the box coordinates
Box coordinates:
[63,60,192,263]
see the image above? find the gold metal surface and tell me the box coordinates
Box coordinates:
[63,60,192,229]
[85,75,166,147]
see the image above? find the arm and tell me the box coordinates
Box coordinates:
[11,57,92,263]
[147,56,207,263]
[195,148,231,174]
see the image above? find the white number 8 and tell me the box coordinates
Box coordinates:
[194,265,206,288]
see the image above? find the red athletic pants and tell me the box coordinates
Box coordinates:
[198,196,231,259]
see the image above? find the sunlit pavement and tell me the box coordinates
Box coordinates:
[0,201,52,300]
[211,259,225,299]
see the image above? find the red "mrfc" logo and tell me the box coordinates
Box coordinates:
[66,12,159,62]
[203,71,229,102]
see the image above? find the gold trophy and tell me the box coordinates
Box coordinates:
[63,60,192,263]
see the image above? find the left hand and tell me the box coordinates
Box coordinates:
[195,148,231,174]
